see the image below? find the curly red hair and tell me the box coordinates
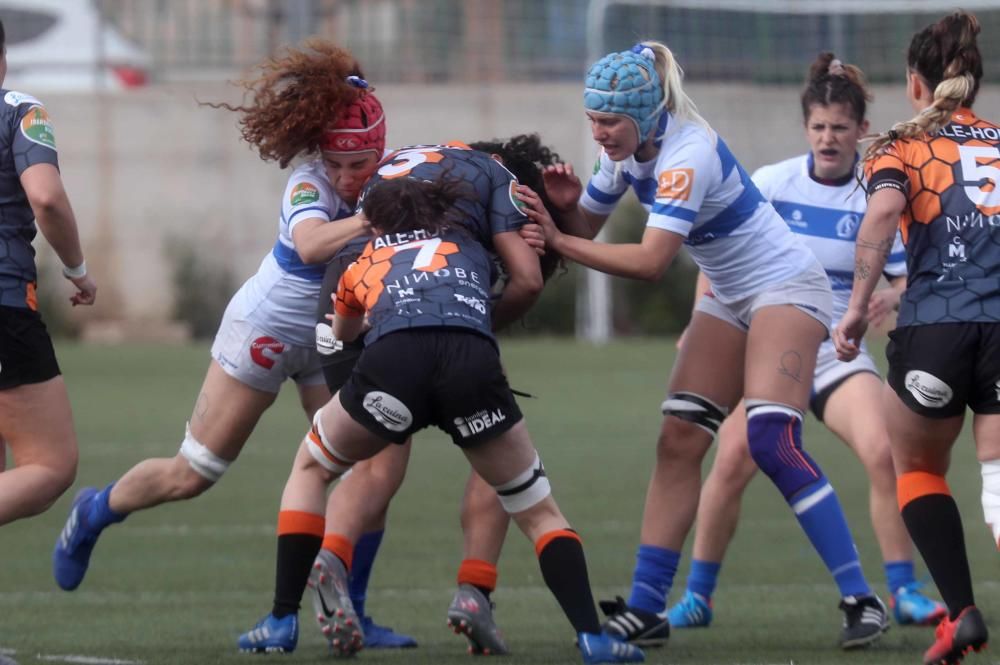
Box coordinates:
[207,39,374,168]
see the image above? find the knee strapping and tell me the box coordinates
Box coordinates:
[305,409,356,474]
[745,401,822,501]
[982,460,1000,546]
[661,392,728,436]
[179,423,230,483]
[494,453,552,514]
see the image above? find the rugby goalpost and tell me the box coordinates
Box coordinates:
[578,0,1000,343]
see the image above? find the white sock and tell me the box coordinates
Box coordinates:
[980,459,1000,548]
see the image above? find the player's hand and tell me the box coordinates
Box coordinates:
[541,163,582,212]
[67,273,97,307]
[518,223,546,256]
[867,287,900,329]
[833,306,867,362]
[516,185,561,247]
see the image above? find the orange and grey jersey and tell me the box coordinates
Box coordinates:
[865,108,1000,326]
[334,227,495,345]
[360,143,529,253]
[0,90,59,309]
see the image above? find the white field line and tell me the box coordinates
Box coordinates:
[37,656,143,665]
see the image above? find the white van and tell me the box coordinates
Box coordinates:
[0,0,149,91]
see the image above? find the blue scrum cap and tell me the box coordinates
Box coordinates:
[584,44,664,142]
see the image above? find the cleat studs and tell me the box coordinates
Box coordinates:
[483,648,491,655]
[322,625,332,636]
[345,618,353,627]
[336,608,345,618]
[319,574,327,583]
[317,613,326,623]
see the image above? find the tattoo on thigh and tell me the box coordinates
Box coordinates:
[778,350,803,383]
[194,393,209,422]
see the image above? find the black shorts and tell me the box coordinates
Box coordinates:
[339,328,522,447]
[321,338,364,393]
[887,322,1000,418]
[317,245,365,391]
[0,305,60,390]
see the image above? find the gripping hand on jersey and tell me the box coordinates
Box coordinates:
[833,305,867,362]
[515,184,561,249]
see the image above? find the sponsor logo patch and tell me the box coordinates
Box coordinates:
[4,91,40,107]
[904,370,953,408]
[508,180,526,215]
[836,213,861,238]
[249,336,285,370]
[290,182,320,206]
[20,105,56,150]
[656,168,693,201]
[315,322,343,356]
[363,391,412,432]
[454,409,507,438]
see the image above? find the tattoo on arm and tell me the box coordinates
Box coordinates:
[854,258,871,281]
[778,350,803,383]
[856,235,894,260]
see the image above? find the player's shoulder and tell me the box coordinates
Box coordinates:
[1,90,43,111]
[752,154,804,182]
[656,121,718,166]
[285,160,333,203]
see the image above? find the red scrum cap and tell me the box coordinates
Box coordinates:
[322,77,386,155]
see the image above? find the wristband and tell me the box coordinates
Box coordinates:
[62,260,87,279]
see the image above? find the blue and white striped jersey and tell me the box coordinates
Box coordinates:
[580,115,818,303]
[752,153,906,324]
[272,160,356,282]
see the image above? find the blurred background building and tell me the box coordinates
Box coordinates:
[3,0,999,341]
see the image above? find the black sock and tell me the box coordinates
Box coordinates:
[475,585,493,601]
[901,493,975,619]
[272,533,323,618]
[537,530,601,634]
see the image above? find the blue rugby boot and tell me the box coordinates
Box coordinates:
[238,613,298,653]
[892,581,947,626]
[361,616,417,648]
[666,590,713,628]
[579,632,645,664]
[52,487,102,591]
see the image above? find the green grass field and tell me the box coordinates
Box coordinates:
[1,338,996,665]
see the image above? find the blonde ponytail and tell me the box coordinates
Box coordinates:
[639,40,710,135]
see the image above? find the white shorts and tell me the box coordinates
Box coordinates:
[210,297,326,394]
[695,261,833,334]
[812,338,878,396]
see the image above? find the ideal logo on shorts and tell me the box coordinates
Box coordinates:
[454,409,507,438]
[656,168,693,201]
[363,391,412,432]
[250,336,285,370]
[904,370,953,408]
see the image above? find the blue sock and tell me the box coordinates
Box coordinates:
[686,559,721,600]
[628,544,680,614]
[885,560,916,595]
[86,483,127,531]
[349,530,384,618]
[791,479,870,598]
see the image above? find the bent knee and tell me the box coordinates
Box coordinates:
[165,457,216,500]
[656,417,713,462]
